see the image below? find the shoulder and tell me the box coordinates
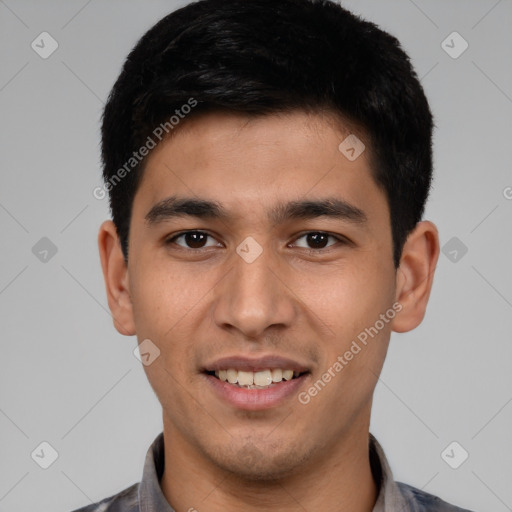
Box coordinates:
[397,482,476,512]
[69,482,139,512]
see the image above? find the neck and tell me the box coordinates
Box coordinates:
[160,417,378,512]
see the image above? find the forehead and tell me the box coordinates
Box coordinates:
[133,110,388,225]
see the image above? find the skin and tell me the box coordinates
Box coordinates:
[99,110,439,512]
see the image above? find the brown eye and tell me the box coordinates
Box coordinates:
[292,232,339,250]
[168,231,219,249]
[306,233,330,249]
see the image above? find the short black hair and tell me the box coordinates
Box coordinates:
[101,0,434,267]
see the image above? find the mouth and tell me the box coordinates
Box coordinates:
[201,356,311,410]
[205,368,309,390]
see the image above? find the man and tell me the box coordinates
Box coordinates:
[75,0,474,510]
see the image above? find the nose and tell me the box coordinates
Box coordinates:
[212,240,297,340]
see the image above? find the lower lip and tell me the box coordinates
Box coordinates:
[203,373,309,411]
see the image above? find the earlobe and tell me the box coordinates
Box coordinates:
[391,221,440,333]
[98,220,136,336]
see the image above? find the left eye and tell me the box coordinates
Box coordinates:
[291,232,340,250]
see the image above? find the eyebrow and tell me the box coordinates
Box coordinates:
[145,196,367,226]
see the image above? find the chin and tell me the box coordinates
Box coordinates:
[207,438,313,482]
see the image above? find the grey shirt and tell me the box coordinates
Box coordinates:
[71,433,474,512]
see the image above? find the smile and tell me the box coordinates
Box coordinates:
[208,368,306,389]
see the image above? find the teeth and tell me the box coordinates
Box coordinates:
[214,368,302,387]
[237,371,254,386]
[227,369,238,384]
[254,370,272,386]
[283,369,294,381]
[271,368,282,382]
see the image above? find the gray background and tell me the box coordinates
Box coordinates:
[1,1,511,511]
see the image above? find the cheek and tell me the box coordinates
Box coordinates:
[129,262,216,379]
[331,264,395,378]
[130,261,202,334]
[299,256,394,341]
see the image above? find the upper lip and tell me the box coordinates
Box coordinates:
[203,355,311,373]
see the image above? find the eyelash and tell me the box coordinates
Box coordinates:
[165,230,348,253]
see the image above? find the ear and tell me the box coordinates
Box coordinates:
[391,221,440,333]
[98,220,136,336]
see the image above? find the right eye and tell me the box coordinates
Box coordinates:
[165,230,222,250]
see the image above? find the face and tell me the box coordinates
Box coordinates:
[103,110,422,480]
